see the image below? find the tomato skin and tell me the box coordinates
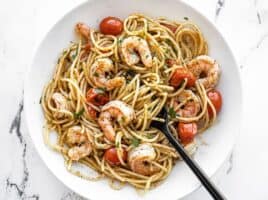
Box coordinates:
[100,17,123,35]
[170,68,196,88]
[160,23,177,33]
[207,90,222,117]
[86,88,109,106]
[178,122,197,145]
[87,106,98,119]
[104,148,127,165]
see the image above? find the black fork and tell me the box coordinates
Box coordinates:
[151,107,226,200]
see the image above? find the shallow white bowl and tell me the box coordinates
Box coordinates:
[24,0,242,199]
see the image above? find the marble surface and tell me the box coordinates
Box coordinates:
[1,0,268,199]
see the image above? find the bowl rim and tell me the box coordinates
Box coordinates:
[23,0,243,199]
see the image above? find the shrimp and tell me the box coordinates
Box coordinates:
[75,22,90,40]
[68,142,92,161]
[66,126,92,161]
[175,90,200,117]
[128,143,159,176]
[66,126,88,145]
[120,36,152,67]
[186,55,220,89]
[51,92,70,118]
[98,100,135,142]
[92,58,125,91]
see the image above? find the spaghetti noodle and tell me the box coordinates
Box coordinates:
[41,14,222,191]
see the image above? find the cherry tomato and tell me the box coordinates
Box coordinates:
[160,23,177,33]
[104,148,127,165]
[100,17,123,35]
[86,88,109,106]
[87,105,98,119]
[207,90,222,117]
[178,122,197,145]
[170,68,196,88]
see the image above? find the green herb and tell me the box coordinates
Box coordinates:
[146,134,154,139]
[119,116,126,124]
[168,107,177,119]
[151,95,157,100]
[166,39,173,47]
[70,50,77,60]
[118,38,122,44]
[94,88,106,94]
[93,72,99,77]
[184,17,189,21]
[131,138,140,147]
[96,87,107,92]
[73,108,85,119]
[145,54,149,58]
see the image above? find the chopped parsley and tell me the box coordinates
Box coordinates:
[151,95,157,100]
[146,133,154,139]
[96,87,107,93]
[71,51,77,60]
[168,107,177,119]
[124,70,136,83]
[118,38,123,44]
[131,138,140,147]
[184,17,189,21]
[73,108,85,119]
[145,54,150,58]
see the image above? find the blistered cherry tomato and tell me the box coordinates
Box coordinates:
[86,88,109,106]
[207,90,222,117]
[178,122,197,145]
[100,17,123,35]
[170,68,196,88]
[104,148,127,165]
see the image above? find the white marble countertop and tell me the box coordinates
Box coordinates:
[1,0,268,199]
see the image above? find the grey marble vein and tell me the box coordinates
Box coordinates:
[226,153,233,174]
[215,0,225,20]
[256,33,268,48]
[254,0,262,24]
[60,192,86,200]
[6,100,40,200]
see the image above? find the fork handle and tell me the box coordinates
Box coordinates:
[162,124,226,200]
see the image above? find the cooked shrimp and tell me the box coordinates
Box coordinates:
[121,36,152,67]
[66,126,88,145]
[175,90,200,117]
[66,126,92,161]
[98,100,135,142]
[186,55,220,89]
[92,58,125,91]
[75,22,90,40]
[68,142,92,161]
[51,92,69,118]
[128,143,159,176]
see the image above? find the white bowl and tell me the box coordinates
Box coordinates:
[24,0,242,199]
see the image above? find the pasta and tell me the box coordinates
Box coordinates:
[41,14,222,191]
